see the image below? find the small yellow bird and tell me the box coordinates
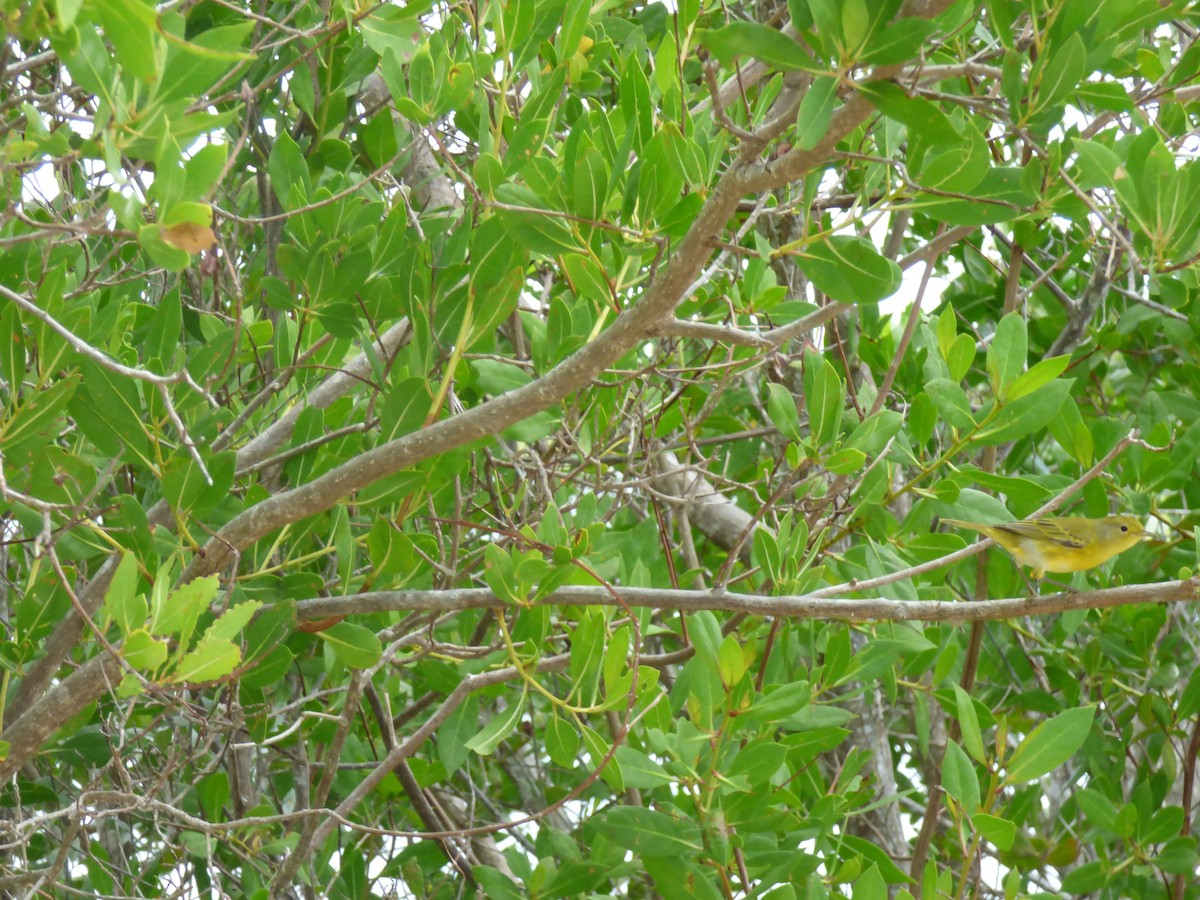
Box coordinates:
[941,515,1148,580]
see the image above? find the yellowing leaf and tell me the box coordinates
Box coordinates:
[161,221,216,254]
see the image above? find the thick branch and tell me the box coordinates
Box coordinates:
[181,1,959,584]
[182,172,750,582]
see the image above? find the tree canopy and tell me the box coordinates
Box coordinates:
[2,0,1200,896]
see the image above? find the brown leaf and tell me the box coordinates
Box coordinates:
[297,615,346,633]
[162,221,216,254]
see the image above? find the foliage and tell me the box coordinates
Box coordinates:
[1,0,1199,896]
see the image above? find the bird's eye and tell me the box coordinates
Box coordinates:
[1120,525,1128,532]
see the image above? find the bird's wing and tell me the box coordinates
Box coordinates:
[998,519,1086,548]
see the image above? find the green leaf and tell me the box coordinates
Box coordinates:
[807,0,842,52]
[1005,355,1069,402]
[473,867,524,900]
[241,603,295,673]
[766,382,804,442]
[493,185,580,256]
[581,722,624,789]
[857,81,960,147]
[840,0,869,51]
[465,689,526,755]
[103,552,144,636]
[923,379,975,430]
[717,634,748,687]
[501,409,560,442]
[915,168,1033,225]
[123,629,168,672]
[823,447,866,474]
[160,201,213,229]
[724,739,788,788]
[90,0,161,83]
[615,745,674,789]
[590,807,703,857]
[973,812,1016,851]
[144,288,181,373]
[315,621,383,669]
[986,0,1015,50]
[796,76,838,151]
[753,526,783,583]
[851,864,886,900]
[571,148,608,222]
[1060,861,1106,893]
[204,601,261,643]
[1072,138,1122,189]
[152,575,220,650]
[1179,667,1200,719]
[138,224,192,271]
[945,333,975,383]
[170,636,241,684]
[561,253,612,306]
[987,312,1027,395]
[845,410,903,455]
[698,22,814,72]
[471,359,532,395]
[160,18,254,70]
[736,681,812,729]
[822,625,852,687]
[975,378,1072,445]
[484,544,523,605]
[568,612,603,708]
[918,118,990,191]
[57,24,117,108]
[953,685,986,763]
[437,694,478,775]
[546,710,580,768]
[936,304,957,357]
[864,537,917,600]
[268,130,310,211]
[808,360,844,448]
[941,740,980,814]
[0,304,25,401]
[1031,32,1086,113]
[857,17,936,64]
[1006,706,1095,784]
[378,377,431,442]
[0,374,79,455]
[840,836,913,885]
[689,609,723,666]
[360,6,424,64]
[1141,806,1184,845]
[1075,787,1119,833]
[799,235,901,304]
[1154,836,1199,875]
[161,450,235,516]
[619,53,653,153]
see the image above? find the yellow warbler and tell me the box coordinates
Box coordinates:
[942,515,1147,580]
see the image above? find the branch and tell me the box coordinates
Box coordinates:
[653,450,758,560]
[181,166,752,583]
[656,319,773,349]
[178,0,964,586]
[230,318,411,469]
[291,579,1200,626]
[0,652,125,781]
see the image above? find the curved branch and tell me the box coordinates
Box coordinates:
[181,0,962,585]
[182,171,751,583]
